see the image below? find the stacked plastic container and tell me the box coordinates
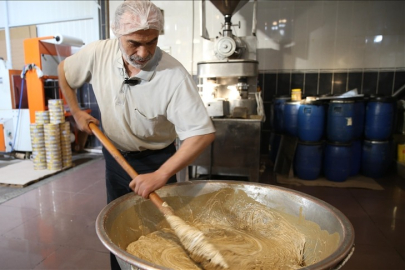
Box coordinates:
[362,97,395,178]
[323,99,356,182]
[35,111,50,125]
[44,123,62,170]
[294,100,325,180]
[30,122,47,170]
[269,95,328,180]
[60,121,73,168]
[48,99,65,124]
[30,99,73,170]
[270,93,395,181]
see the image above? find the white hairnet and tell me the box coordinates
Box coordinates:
[111,0,164,37]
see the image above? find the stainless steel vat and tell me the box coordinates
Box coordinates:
[96,181,355,270]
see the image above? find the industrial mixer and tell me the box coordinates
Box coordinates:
[189,0,263,182]
[0,35,87,155]
[198,0,259,118]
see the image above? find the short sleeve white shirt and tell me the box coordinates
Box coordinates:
[64,39,215,151]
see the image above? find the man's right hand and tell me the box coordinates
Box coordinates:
[73,110,100,135]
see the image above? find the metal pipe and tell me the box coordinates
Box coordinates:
[200,0,210,40]
[2,0,12,69]
[223,14,233,37]
[252,0,257,36]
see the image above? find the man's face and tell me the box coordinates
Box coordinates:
[119,29,159,69]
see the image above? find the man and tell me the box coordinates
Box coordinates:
[58,1,215,269]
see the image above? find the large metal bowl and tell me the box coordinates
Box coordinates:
[96,181,355,270]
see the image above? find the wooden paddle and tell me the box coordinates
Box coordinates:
[88,122,228,268]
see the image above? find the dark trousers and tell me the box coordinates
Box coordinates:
[102,143,177,270]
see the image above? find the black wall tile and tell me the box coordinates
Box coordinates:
[291,73,304,91]
[319,73,332,96]
[277,73,291,97]
[258,73,265,94]
[263,73,277,101]
[378,72,394,96]
[363,72,378,96]
[260,130,271,155]
[394,71,405,92]
[262,103,272,131]
[332,72,348,96]
[348,72,362,93]
[304,73,318,96]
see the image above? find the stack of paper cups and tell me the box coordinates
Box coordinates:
[35,111,50,124]
[44,123,62,170]
[48,99,65,124]
[30,123,47,170]
[60,122,72,168]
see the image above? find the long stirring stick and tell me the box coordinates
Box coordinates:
[89,123,228,268]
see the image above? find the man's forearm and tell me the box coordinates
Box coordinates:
[58,61,80,115]
[156,133,215,179]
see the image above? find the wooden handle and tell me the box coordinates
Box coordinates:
[89,123,173,215]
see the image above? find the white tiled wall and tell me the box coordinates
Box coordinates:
[2,1,404,74]
[250,0,405,71]
[110,0,195,72]
[151,1,195,73]
[132,0,405,74]
[1,1,100,47]
[1,1,96,28]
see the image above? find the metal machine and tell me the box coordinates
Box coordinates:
[198,60,259,118]
[198,0,259,118]
[23,35,78,124]
[0,59,30,153]
[0,35,83,154]
[190,0,263,182]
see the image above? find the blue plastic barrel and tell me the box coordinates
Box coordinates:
[298,101,326,142]
[364,97,395,140]
[269,132,282,164]
[362,140,393,178]
[283,101,301,136]
[350,140,362,176]
[294,141,324,180]
[273,97,290,133]
[324,141,352,182]
[327,100,354,142]
[353,99,365,139]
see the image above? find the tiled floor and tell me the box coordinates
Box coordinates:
[0,154,404,269]
[0,156,109,270]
